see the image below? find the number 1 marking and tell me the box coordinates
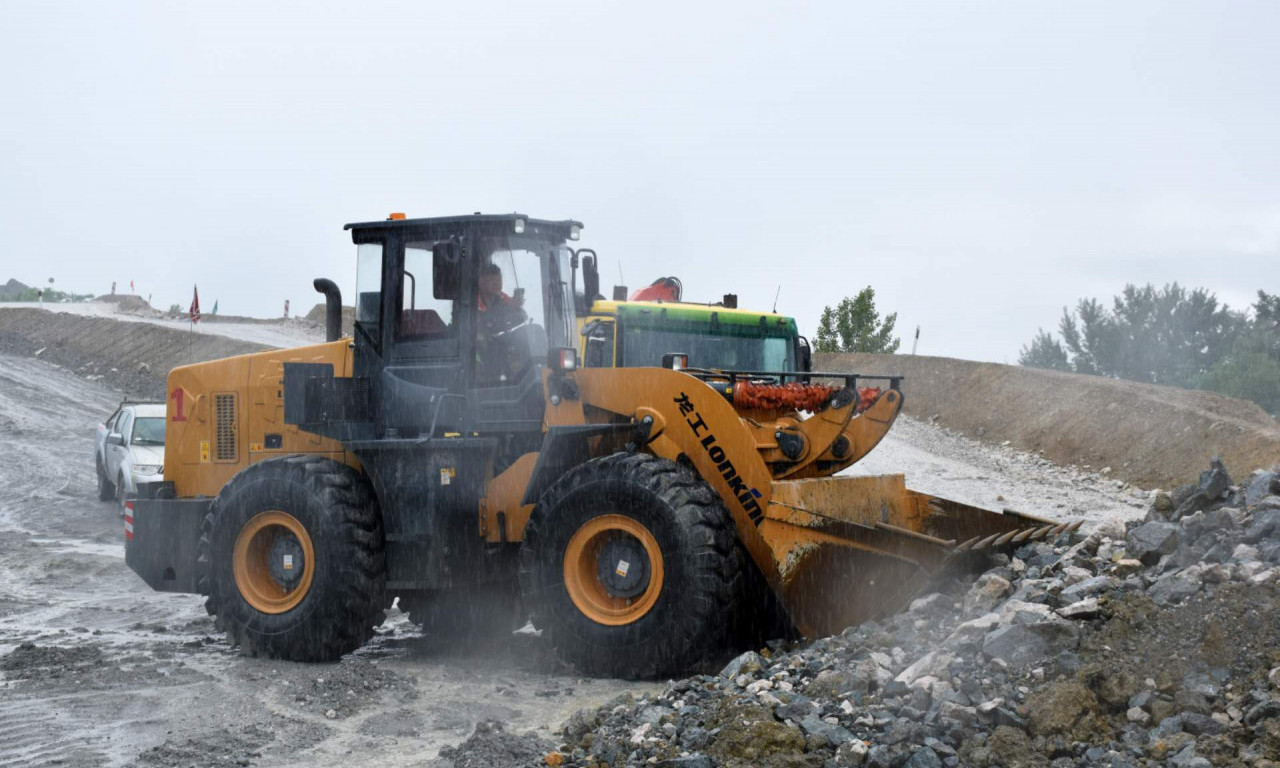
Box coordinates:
[171,387,187,422]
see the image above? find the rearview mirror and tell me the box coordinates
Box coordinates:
[581,250,600,302]
[107,433,125,446]
[432,241,461,300]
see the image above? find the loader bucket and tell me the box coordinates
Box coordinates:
[758,474,1080,637]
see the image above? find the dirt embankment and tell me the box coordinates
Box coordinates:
[0,307,266,400]
[305,302,355,336]
[95,293,304,326]
[818,352,1280,490]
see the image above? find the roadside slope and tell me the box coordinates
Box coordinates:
[0,307,267,399]
[1,300,324,348]
[819,352,1280,489]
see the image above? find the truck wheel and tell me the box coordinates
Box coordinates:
[96,460,115,501]
[198,456,386,662]
[520,452,744,678]
[115,472,128,513]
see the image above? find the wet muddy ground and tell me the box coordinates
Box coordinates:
[0,354,1142,766]
[0,356,657,767]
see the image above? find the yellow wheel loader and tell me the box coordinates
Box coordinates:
[125,213,1076,677]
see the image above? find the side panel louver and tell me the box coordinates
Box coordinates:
[214,393,237,462]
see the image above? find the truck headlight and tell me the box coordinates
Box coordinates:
[132,464,162,475]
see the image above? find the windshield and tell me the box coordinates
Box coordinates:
[131,417,166,446]
[622,327,794,371]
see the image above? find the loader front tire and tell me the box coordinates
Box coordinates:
[520,453,744,678]
[199,456,386,662]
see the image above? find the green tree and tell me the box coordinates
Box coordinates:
[1018,329,1072,371]
[1022,286,1279,416]
[1197,291,1280,415]
[1021,283,1243,387]
[814,287,900,354]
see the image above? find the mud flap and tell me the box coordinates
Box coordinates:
[125,497,211,594]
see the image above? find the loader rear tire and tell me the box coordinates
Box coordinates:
[198,456,386,662]
[520,452,744,679]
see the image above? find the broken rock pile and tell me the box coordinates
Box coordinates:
[550,462,1280,768]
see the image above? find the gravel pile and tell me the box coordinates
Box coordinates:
[1,641,104,680]
[249,658,417,720]
[132,724,273,768]
[544,460,1280,768]
[433,720,555,768]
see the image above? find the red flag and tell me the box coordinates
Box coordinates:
[189,285,201,323]
[130,280,135,292]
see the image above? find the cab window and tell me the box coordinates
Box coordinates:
[397,242,459,342]
[354,243,383,347]
[583,321,615,368]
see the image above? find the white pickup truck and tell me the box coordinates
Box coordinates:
[95,402,166,510]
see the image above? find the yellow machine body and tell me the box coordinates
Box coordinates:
[162,340,358,498]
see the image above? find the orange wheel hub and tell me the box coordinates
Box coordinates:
[563,514,664,626]
[233,510,315,614]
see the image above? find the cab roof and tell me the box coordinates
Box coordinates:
[344,213,583,245]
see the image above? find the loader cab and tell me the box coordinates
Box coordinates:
[341,214,581,440]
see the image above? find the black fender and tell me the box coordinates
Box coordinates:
[126,490,210,594]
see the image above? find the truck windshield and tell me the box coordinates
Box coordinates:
[132,417,166,446]
[621,328,793,371]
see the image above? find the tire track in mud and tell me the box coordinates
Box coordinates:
[0,695,111,768]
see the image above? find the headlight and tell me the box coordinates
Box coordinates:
[132,464,162,475]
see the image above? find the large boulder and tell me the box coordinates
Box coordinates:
[1171,458,1232,520]
[944,612,1001,649]
[963,573,1013,616]
[1149,566,1205,606]
[720,651,766,680]
[982,620,1079,668]
[1126,521,1180,565]
[1246,508,1280,544]
[1246,471,1280,507]
[895,651,955,686]
[1059,575,1118,602]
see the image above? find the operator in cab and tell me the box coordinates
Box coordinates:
[475,262,528,382]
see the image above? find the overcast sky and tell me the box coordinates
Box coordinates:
[2,1,1276,362]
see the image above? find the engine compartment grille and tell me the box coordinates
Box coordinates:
[214,393,237,462]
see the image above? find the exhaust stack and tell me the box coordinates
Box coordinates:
[312,278,342,342]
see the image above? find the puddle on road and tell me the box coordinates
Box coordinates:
[28,537,124,559]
